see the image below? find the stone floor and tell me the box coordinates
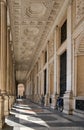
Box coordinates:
[0,124,13,130]
[5,99,84,130]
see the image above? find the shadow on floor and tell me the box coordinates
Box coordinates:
[0,124,13,130]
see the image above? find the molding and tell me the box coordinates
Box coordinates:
[48,56,54,65]
[72,19,84,39]
[57,40,67,55]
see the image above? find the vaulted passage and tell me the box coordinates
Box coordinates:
[0,0,84,129]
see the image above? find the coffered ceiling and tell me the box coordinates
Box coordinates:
[8,0,65,83]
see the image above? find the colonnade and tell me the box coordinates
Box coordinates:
[0,0,16,128]
[25,0,84,116]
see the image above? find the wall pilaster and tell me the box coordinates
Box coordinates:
[63,2,73,114]
[0,0,7,94]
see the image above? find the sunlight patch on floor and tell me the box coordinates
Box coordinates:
[16,114,49,128]
[12,108,36,115]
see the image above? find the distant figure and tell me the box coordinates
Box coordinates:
[56,97,63,112]
[18,95,20,99]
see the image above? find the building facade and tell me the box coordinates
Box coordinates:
[25,0,84,115]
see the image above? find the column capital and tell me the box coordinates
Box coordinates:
[0,0,7,4]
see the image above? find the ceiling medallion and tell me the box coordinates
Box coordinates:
[24,27,39,36]
[25,2,46,18]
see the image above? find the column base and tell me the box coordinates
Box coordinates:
[3,95,9,116]
[63,91,74,115]
[0,117,5,129]
[50,94,59,109]
[0,95,4,128]
[44,94,49,107]
[9,95,15,110]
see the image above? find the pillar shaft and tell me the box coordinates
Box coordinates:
[6,27,10,94]
[66,3,72,92]
[54,29,56,94]
[0,0,7,94]
[12,64,15,96]
[9,43,13,95]
[63,3,73,114]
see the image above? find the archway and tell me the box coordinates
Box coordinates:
[17,83,25,99]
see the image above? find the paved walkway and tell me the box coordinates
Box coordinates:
[5,99,84,130]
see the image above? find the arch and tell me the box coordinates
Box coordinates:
[17,83,25,98]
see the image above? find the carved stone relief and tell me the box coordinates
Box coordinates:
[48,34,54,60]
[75,31,84,55]
[76,0,84,25]
[8,0,65,82]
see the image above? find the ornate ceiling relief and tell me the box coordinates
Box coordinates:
[75,32,84,55]
[76,0,84,25]
[8,0,64,82]
[25,2,46,18]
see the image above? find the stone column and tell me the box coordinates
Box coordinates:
[6,27,10,115]
[7,27,10,95]
[54,29,56,94]
[0,0,7,94]
[0,0,8,127]
[56,26,60,95]
[9,43,13,95]
[45,44,49,106]
[3,27,10,116]
[51,29,57,109]
[12,64,16,96]
[63,2,73,114]
[9,42,13,110]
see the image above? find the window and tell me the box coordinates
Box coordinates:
[61,20,67,44]
[45,50,47,63]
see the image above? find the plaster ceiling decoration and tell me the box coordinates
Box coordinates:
[26,2,46,18]
[24,27,39,36]
[8,0,65,83]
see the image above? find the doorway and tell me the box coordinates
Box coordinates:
[60,51,67,96]
[44,69,47,95]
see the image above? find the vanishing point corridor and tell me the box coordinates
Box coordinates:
[5,99,84,130]
[0,0,84,129]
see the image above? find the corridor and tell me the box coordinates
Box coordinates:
[5,99,84,130]
[0,0,84,128]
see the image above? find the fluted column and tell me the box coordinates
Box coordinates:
[0,0,7,94]
[63,2,73,114]
[12,64,15,96]
[9,44,15,109]
[9,42,13,95]
[51,29,57,109]
[45,44,49,106]
[6,27,10,95]
[0,0,8,127]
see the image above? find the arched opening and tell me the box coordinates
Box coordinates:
[17,83,25,99]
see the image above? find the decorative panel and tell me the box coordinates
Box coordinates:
[76,0,84,25]
[48,34,54,60]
